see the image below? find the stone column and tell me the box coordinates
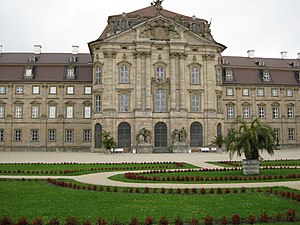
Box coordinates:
[179,54,186,110]
[145,52,152,110]
[135,52,142,110]
[170,53,176,110]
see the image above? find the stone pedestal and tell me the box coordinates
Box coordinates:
[171,143,188,153]
[137,144,153,154]
[242,159,260,175]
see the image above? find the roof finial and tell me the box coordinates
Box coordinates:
[151,0,164,14]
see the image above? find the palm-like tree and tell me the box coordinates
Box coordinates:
[226,118,275,160]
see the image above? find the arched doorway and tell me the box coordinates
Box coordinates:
[118,122,131,148]
[190,122,203,147]
[94,123,102,148]
[154,122,167,147]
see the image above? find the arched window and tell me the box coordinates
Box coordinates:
[94,123,102,148]
[191,23,198,33]
[120,65,129,83]
[156,66,164,83]
[190,122,203,147]
[121,19,127,31]
[217,123,222,137]
[154,122,167,147]
[118,122,131,148]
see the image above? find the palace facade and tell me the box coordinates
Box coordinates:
[0,2,299,152]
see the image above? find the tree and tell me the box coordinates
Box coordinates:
[99,130,117,150]
[226,118,275,160]
[210,134,225,148]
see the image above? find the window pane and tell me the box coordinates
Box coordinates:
[66,106,73,119]
[95,96,101,113]
[95,66,101,84]
[32,106,39,118]
[156,66,164,83]
[49,106,56,118]
[0,106,5,118]
[155,90,166,112]
[84,106,91,118]
[191,67,200,84]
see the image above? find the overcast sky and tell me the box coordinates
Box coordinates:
[0,0,299,58]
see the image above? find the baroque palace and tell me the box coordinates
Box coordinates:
[0,1,299,152]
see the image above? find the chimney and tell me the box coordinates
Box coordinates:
[281,51,287,59]
[72,45,79,55]
[0,45,2,54]
[34,45,42,54]
[298,52,300,59]
[247,50,255,58]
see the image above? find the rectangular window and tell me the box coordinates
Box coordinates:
[32,106,39,119]
[83,130,91,142]
[95,66,101,84]
[120,94,129,112]
[262,71,270,81]
[216,96,221,113]
[15,129,22,142]
[274,128,280,141]
[15,86,23,94]
[0,105,5,118]
[48,129,56,142]
[49,106,56,119]
[0,86,6,94]
[225,70,233,81]
[271,88,279,97]
[242,88,249,96]
[272,107,279,119]
[67,68,74,77]
[191,67,200,84]
[15,106,22,118]
[216,67,221,85]
[49,86,57,95]
[84,86,92,95]
[191,95,201,112]
[155,90,167,112]
[66,86,74,95]
[243,106,250,119]
[66,106,74,119]
[120,65,129,83]
[95,95,101,113]
[226,88,234,96]
[65,130,74,142]
[0,130,3,141]
[32,86,40,94]
[257,88,264,96]
[287,107,294,118]
[288,128,295,140]
[286,89,293,97]
[227,106,234,119]
[84,106,91,118]
[258,107,265,118]
[31,129,39,142]
[25,68,33,77]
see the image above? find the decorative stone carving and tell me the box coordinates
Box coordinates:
[139,18,180,40]
[171,127,187,144]
[136,128,152,144]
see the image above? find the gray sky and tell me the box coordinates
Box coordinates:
[0,0,299,58]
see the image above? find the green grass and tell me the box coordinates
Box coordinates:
[208,159,300,167]
[0,180,299,224]
[110,168,300,184]
[0,162,196,176]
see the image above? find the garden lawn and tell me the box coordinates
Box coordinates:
[0,180,299,224]
[0,162,196,176]
[208,159,300,168]
[110,168,300,184]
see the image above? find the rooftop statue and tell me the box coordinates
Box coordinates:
[151,0,164,13]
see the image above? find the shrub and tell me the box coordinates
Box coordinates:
[111,219,122,225]
[144,217,155,225]
[64,217,79,225]
[189,218,199,225]
[158,216,169,225]
[32,218,43,225]
[259,212,269,223]
[217,188,222,194]
[184,188,189,194]
[247,214,256,224]
[201,188,206,194]
[96,217,107,225]
[161,187,166,194]
[274,213,284,222]
[286,209,296,222]
[203,214,214,225]
[48,218,60,225]
[129,217,139,225]
[209,188,214,194]
[0,216,14,225]
[81,220,92,225]
[174,216,183,225]
[16,217,29,225]
[176,188,181,194]
[220,216,228,225]
[231,214,241,225]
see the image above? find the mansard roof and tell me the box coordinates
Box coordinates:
[0,53,92,82]
[222,56,300,86]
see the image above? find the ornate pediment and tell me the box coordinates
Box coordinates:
[139,18,180,40]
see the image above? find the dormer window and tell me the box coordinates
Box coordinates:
[65,66,77,80]
[225,69,233,81]
[67,68,74,77]
[291,61,299,68]
[25,68,33,77]
[256,60,265,66]
[121,19,127,31]
[69,56,78,63]
[191,23,198,33]
[222,58,229,65]
[28,56,37,62]
[262,71,271,81]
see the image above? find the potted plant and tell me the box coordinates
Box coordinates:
[99,130,117,152]
[225,118,275,175]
